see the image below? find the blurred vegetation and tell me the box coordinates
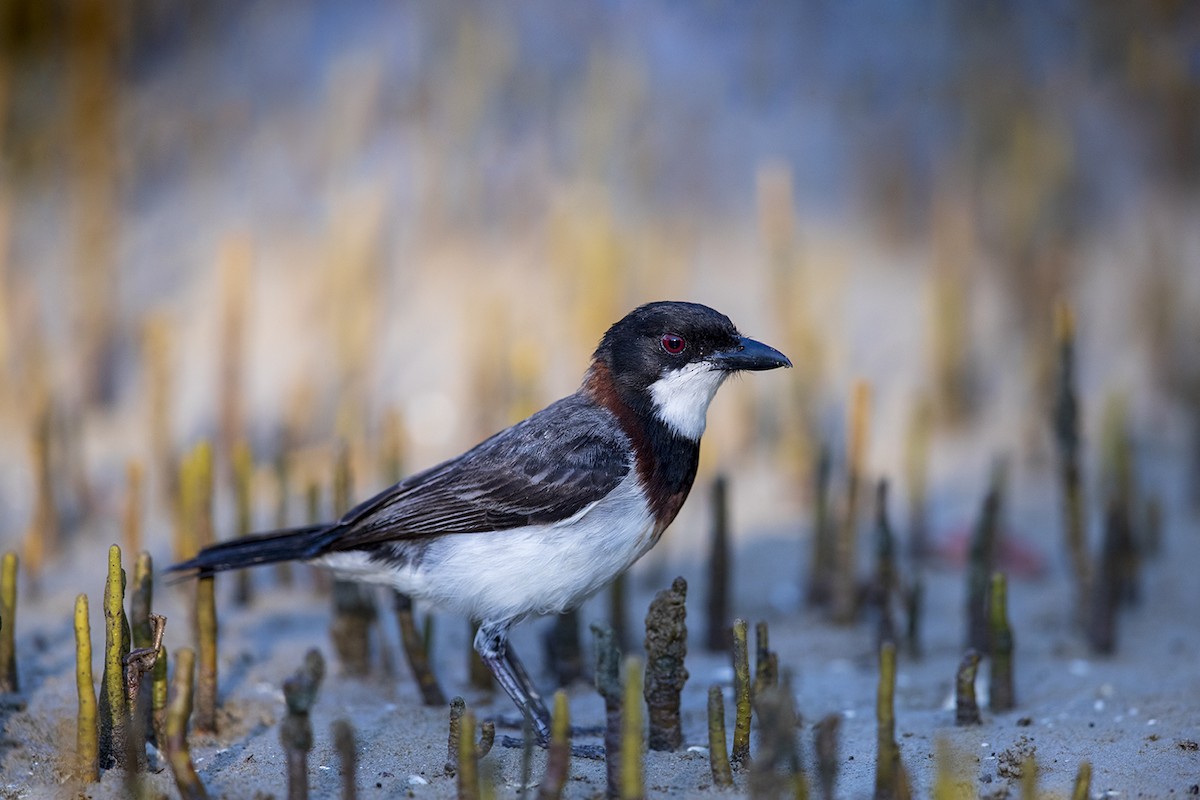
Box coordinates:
[0,0,1197,551]
[0,8,1195,794]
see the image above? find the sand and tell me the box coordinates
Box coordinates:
[2,441,1198,800]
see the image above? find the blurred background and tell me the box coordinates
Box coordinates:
[0,0,1198,574]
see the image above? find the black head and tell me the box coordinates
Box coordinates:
[589,301,791,440]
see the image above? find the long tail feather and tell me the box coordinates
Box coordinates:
[168,523,338,577]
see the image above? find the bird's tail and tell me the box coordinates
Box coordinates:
[168,523,338,578]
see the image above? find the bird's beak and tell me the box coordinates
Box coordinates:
[709,336,793,371]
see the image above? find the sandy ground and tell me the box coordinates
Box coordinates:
[2,438,1198,799]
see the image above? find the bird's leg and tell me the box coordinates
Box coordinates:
[474,621,552,745]
[503,646,550,724]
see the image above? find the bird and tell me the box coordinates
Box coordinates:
[170,300,791,745]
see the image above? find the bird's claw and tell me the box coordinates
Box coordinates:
[498,735,606,761]
[568,743,606,761]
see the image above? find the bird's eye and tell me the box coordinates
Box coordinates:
[661,333,686,355]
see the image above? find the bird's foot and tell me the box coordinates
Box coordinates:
[498,735,606,761]
[568,743,606,761]
[567,723,605,737]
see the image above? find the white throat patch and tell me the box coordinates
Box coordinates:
[649,361,729,440]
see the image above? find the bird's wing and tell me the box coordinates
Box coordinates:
[327,394,632,550]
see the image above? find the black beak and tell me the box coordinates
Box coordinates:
[709,336,793,371]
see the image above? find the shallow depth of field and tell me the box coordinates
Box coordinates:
[0,2,1198,798]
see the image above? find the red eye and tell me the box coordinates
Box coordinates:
[661,333,686,355]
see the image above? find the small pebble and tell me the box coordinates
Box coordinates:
[408,775,429,786]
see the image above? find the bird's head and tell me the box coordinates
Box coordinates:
[588,301,792,441]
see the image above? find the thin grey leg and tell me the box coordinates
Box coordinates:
[505,646,550,724]
[475,621,552,744]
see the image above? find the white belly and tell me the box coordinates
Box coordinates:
[316,471,657,624]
